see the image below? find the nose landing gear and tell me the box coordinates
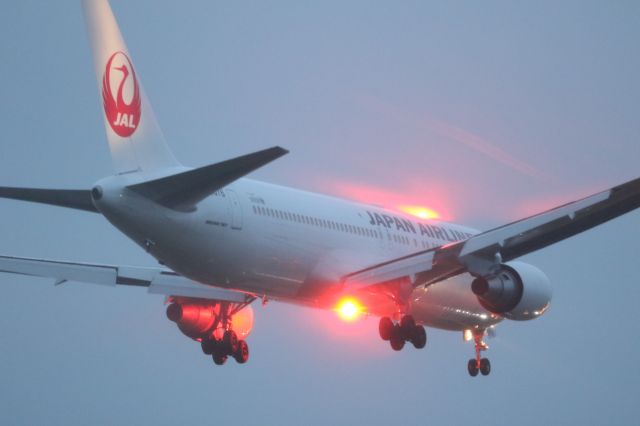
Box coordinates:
[467,329,491,377]
[379,315,427,351]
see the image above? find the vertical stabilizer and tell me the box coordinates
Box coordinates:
[82,0,180,173]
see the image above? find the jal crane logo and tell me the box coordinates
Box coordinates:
[102,51,141,137]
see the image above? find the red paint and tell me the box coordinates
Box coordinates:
[102,51,141,137]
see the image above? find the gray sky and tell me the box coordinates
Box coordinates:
[1,1,639,425]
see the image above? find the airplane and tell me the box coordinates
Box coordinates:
[1,0,638,377]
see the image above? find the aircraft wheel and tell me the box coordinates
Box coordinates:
[223,330,239,354]
[201,339,216,355]
[480,358,491,376]
[411,325,427,349]
[379,317,394,341]
[400,315,416,339]
[390,325,405,351]
[213,348,228,366]
[234,340,250,364]
[467,359,479,377]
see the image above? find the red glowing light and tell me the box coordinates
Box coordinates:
[335,298,364,322]
[319,180,454,222]
[397,205,440,220]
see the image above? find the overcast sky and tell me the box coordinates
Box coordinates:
[1,1,639,425]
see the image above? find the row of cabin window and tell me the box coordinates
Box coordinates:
[253,205,382,239]
[391,233,433,249]
[252,204,436,249]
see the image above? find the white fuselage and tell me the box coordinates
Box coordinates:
[95,175,504,332]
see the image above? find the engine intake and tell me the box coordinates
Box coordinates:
[472,261,552,321]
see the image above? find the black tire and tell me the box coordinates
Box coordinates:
[480,358,491,376]
[223,330,239,355]
[411,325,427,349]
[400,315,416,337]
[379,317,394,341]
[213,348,228,365]
[468,359,479,377]
[390,324,405,351]
[234,340,250,364]
[201,339,216,355]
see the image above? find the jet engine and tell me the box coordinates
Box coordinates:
[471,261,552,321]
[166,301,254,340]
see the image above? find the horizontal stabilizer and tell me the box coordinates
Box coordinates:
[127,146,288,209]
[0,187,97,213]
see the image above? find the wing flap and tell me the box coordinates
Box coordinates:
[461,176,640,270]
[148,272,248,302]
[0,256,116,286]
[344,251,436,290]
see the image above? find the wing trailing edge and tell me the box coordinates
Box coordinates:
[0,255,253,303]
[343,175,640,290]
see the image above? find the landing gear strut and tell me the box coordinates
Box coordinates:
[166,297,254,366]
[379,315,427,351]
[467,329,491,377]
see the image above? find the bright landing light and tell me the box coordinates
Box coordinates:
[336,298,363,322]
[398,205,441,220]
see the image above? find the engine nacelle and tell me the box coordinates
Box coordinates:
[166,302,254,340]
[471,261,552,321]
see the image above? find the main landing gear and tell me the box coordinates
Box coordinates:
[379,315,427,351]
[467,329,491,377]
[201,330,249,365]
[166,298,254,366]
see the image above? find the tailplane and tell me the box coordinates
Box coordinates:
[82,0,180,174]
[0,188,97,212]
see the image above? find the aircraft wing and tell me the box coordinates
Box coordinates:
[0,255,253,303]
[343,176,640,289]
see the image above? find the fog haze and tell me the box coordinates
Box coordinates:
[0,1,639,425]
